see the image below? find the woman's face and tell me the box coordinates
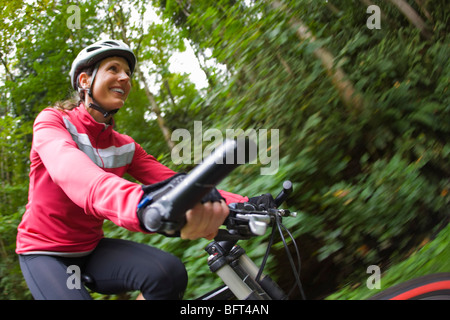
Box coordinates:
[81,56,132,110]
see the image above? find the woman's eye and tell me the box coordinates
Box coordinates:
[107,65,130,77]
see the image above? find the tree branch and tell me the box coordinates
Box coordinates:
[0,55,15,82]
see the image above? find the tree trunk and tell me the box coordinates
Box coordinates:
[114,3,175,151]
[271,1,365,114]
[388,0,432,39]
[191,43,217,88]
[135,64,175,151]
[414,0,433,23]
[163,78,178,109]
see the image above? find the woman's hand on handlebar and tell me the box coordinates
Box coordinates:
[181,200,229,240]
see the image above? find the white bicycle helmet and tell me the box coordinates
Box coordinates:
[69,39,137,91]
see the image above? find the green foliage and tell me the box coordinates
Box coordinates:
[1,0,103,119]
[0,115,33,299]
[326,222,450,300]
[316,153,447,264]
[156,0,450,298]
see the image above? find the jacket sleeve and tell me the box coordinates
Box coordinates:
[218,189,248,204]
[32,108,146,232]
[127,142,177,185]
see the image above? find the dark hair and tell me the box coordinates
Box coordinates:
[54,66,95,111]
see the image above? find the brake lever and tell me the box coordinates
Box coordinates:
[235,213,271,236]
[217,180,295,241]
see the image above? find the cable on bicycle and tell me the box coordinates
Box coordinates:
[279,221,305,299]
[275,213,306,300]
[253,209,306,300]
[255,222,277,282]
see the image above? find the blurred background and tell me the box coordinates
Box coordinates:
[0,0,448,299]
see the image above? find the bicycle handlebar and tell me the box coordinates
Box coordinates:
[274,180,293,207]
[141,138,257,234]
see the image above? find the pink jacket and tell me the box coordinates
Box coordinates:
[16,105,247,254]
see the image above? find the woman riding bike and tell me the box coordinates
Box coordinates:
[16,39,273,300]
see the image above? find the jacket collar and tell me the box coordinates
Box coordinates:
[77,103,115,136]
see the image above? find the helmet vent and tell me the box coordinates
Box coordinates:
[103,41,120,47]
[86,46,101,52]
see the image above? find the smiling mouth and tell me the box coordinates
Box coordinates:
[111,88,125,95]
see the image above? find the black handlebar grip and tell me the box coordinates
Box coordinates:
[143,138,257,233]
[274,180,293,207]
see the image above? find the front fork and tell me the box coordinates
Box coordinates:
[205,240,287,300]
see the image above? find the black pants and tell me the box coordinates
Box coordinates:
[19,238,188,300]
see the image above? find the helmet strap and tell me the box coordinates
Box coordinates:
[87,62,99,100]
[88,102,119,118]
